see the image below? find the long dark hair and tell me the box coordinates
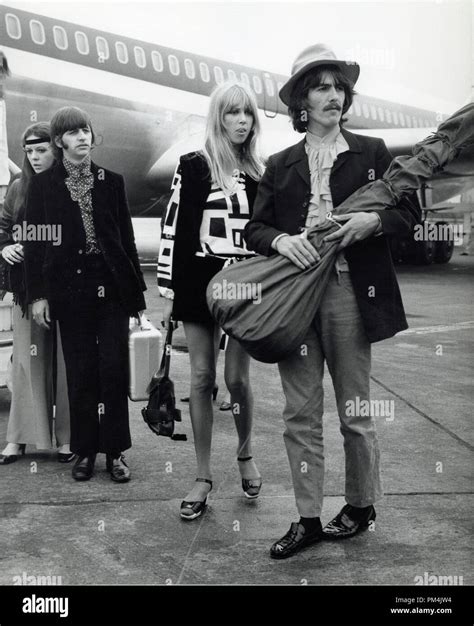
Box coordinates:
[288,65,355,133]
[15,122,52,211]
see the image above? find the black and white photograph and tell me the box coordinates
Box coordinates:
[0,0,472,624]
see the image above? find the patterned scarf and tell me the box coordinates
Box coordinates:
[63,155,100,254]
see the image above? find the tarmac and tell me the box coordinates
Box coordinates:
[0,250,472,587]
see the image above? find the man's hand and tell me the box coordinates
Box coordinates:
[1,243,24,265]
[275,234,320,270]
[324,212,380,249]
[32,299,51,330]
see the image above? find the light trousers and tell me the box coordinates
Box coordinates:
[277,270,383,517]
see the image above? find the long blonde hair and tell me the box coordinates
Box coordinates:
[202,81,264,195]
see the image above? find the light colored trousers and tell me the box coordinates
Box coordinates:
[7,304,70,448]
[278,270,383,518]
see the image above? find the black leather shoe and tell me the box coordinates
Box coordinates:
[57,452,76,463]
[180,478,213,520]
[0,444,26,465]
[72,455,96,481]
[106,454,131,483]
[270,522,323,559]
[323,504,376,539]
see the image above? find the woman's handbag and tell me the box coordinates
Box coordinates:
[0,253,24,294]
[0,256,13,291]
[141,323,187,441]
[206,219,341,364]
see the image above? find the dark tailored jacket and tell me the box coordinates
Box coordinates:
[24,160,146,317]
[244,129,421,343]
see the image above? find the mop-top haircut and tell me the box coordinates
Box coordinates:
[50,106,95,159]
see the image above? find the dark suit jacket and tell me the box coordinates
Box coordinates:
[24,160,146,317]
[244,129,421,343]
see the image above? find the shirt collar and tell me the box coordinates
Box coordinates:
[63,154,92,177]
[305,126,342,150]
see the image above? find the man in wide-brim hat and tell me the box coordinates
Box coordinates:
[245,44,421,559]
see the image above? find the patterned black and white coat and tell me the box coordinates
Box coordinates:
[157,151,259,324]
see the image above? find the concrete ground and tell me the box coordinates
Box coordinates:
[0,251,472,587]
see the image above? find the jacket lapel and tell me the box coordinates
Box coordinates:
[285,139,310,187]
[50,160,76,215]
[90,162,111,215]
[331,129,362,176]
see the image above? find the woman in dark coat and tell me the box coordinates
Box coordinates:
[157,82,265,520]
[0,122,71,464]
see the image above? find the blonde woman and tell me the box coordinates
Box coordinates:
[158,81,265,520]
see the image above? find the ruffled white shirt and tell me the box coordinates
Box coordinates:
[305,127,350,270]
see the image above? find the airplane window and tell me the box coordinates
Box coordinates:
[169,55,180,76]
[392,111,399,125]
[75,31,90,55]
[184,59,195,79]
[252,75,262,94]
[362,103,369,118]
[214,66,224,84]
[378,107,384,122]
[199,62,210,82]
[96,37,110,62]
[134,46,146,68]
[5,13,22,40]
[240,72,250,86]
[354,101,361,116]
[265,76,275,97]
[227,69,237,82]
[152,51,163,72]
[115,41,128,64]
[399,112,405,126]
[30,20,46,45]
[53,26,68,50]
[386,109,392,123]
[370,105,377,120]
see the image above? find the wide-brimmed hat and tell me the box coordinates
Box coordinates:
[279,43,360,106]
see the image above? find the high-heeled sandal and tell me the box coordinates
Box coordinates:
[181,385,219,403]
[0,443,26,465]
[237,456,262,499]
[180,478,213,520]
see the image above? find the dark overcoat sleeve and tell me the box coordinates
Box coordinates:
[371,139,421,234]
[0,178,18,251]
[23,175,47,303]
[244,155,286,256]
[116,173,147,293]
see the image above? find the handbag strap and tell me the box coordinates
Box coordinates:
[159,323,174,377]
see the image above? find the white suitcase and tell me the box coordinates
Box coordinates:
[128,315,162,401]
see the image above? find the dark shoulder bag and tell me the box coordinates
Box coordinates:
[141,324,187,441]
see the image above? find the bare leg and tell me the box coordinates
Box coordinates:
[224,338,260,483]
[182,321,220,502]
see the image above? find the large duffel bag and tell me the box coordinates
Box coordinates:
[206,219,340,364]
